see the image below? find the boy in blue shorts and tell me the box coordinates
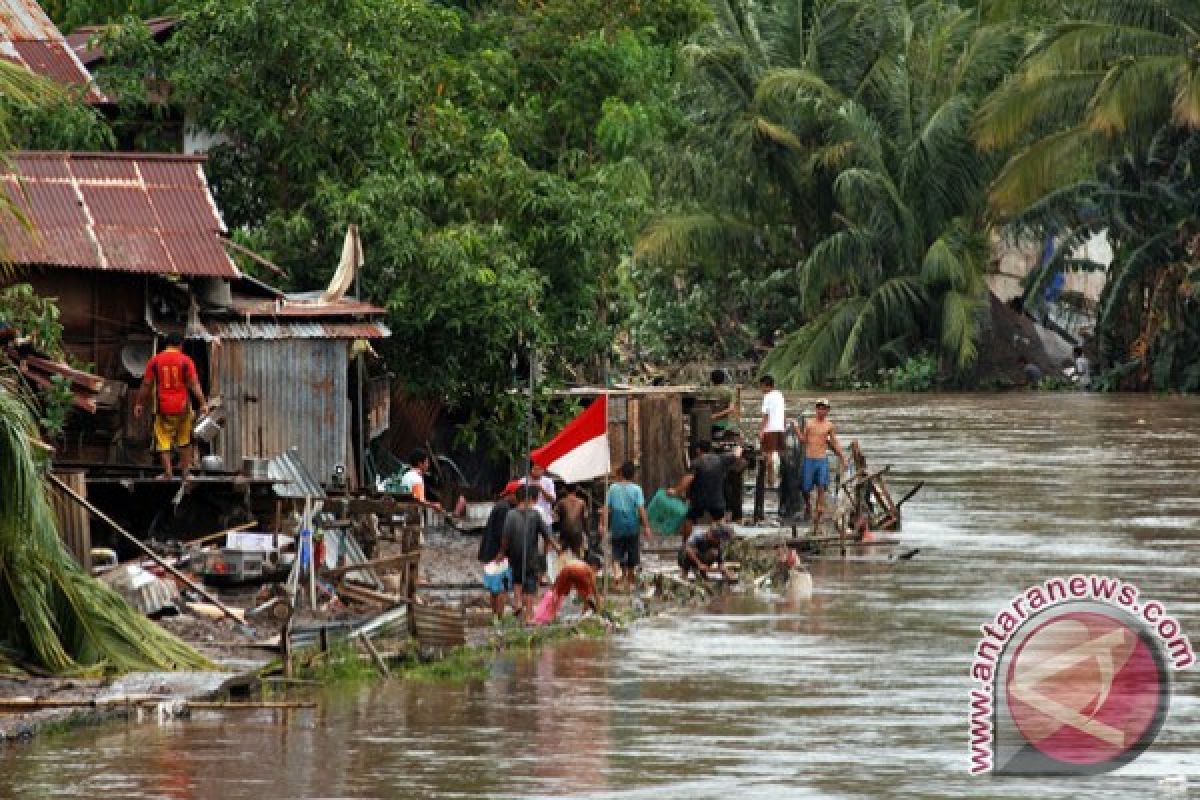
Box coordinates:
[799,398,846,533]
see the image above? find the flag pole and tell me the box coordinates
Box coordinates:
[602,390,612,597]
[526,343,535,482]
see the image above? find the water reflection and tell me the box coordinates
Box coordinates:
[2,393,1198,798]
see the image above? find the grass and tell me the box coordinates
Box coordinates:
[399,646,491,682]
[293,641,380,685]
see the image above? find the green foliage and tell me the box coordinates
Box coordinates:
[400,646,490,682]
[976,0,1200,214]
[646,0,1024,386]
[38,375,74,435]
[295,642,380,684]
[0,285,77,434]
[1009,128,1200,392]
[101,0,707,454]
[0,284,65,354]
[40,0,176,33]
[2,94,113,151]
[881,353,938,392]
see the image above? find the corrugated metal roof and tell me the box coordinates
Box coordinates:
[207,319,391,340]
[0,152,240,278]
[268,447,327,500]
[0,0,105,102]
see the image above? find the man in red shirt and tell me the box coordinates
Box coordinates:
[134,333,208,479]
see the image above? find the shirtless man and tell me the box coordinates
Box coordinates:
[799,398,846,532]
[554,484,590,558]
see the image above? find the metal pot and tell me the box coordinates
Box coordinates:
[200,454,224,472]
[242,457,270,479]
[193,411,223,443]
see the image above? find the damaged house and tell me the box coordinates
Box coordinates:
[1,151,389,505]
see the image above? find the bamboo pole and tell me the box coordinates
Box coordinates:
[48,474,244,626]
[189,521,259,546]
[187,700,316,710]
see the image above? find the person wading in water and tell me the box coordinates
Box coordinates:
[799,398,846,534]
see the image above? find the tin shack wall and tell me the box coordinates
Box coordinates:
[216,339,349,485]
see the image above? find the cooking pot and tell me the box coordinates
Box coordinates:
[242,457,270,479]
[200,454,225,472]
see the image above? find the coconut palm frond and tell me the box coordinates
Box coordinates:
[840,275,927,372]
[988,125,1099,215]
[754,66,846,109]
[1098,228,1175,328]
[1086,54,1181,136]
[973,70,1104,151]
[799,226,876,305]
[940,287,985,369]
[0,383,211,674]
[634,213,758,270]
[753,116,805,151]
[1173,61,1200,127]
[763,298,867,388]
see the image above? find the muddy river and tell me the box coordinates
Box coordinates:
[2,393,1197,798]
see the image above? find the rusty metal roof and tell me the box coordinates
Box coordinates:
[0,0,105,102]
[207,319,391,340]
[0,151,240,278]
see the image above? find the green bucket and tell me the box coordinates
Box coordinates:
[647,489,688,537]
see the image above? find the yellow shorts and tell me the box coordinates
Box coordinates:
[153,411,194,452]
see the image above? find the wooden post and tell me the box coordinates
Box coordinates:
[753,452,766,523]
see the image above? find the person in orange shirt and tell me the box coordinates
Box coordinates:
[134,333,208,479]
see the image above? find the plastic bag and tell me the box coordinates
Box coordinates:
[533,590,563,625]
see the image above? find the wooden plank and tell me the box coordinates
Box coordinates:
[48,471,91,571]
[23,355,105,391]
[325,552,418,579]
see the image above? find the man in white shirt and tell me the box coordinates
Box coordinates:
[401,449,443,512]
[759,374,786,488]
[521,462,556,528]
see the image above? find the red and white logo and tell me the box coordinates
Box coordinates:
[1005,609,1167,771]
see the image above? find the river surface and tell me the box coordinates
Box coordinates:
[2,393,1198,799]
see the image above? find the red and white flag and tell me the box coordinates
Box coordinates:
[531,394,610,483]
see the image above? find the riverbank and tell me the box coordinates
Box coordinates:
[0,524,732,745]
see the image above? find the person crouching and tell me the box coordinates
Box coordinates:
[678,524,735,583]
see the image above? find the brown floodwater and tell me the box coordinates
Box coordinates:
[2,393,1198,799]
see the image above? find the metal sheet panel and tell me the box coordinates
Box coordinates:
[208,319,390,339]
[268,447,327,500]
[217,339,349,488]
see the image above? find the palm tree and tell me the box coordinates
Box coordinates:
[1007,127,1200,389]
[639,0,1023,385]
[975,0,1200,214]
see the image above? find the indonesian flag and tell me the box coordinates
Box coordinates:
[531,394,610,482]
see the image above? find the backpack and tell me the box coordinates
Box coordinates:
[609,483,640,538]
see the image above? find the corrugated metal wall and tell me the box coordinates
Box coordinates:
[217,339,349,484]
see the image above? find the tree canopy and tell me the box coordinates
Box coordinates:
[23,0,1200,398]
